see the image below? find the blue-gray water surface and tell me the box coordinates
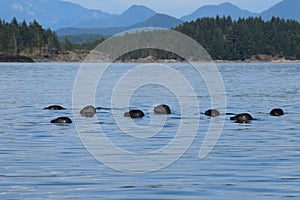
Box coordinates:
[0,62,299,199]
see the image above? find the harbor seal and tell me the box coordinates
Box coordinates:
[51,117,72,124]
[44,105,66,110]
[154,104,171,114]
[270,108,284,116]
[230,113,253,124]
[124,110,145,118]
[80,105,96,118]
[205,109,220,117]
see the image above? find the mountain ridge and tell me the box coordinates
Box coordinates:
[181,2,258,22]
[0,0,114,29]
[130,14,183,29]
[56,14,183,38]
[0,0,299,36]
[74,5,157,28]
[260,0,300,22]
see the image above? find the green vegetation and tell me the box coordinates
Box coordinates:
[95,16,300,61]
[0,17,299,61]
[60,37,105,51]
[81,16,300,61]
[175,16,300,60]
[0,18,59,55]
[58,34,105,44]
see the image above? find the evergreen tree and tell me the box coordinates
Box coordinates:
[61,37,73,51]
[174,16,300,60]
[0,18,60,55]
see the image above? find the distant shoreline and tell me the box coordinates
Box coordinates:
[1,52,300,63]
[0,54,34,62]
[35,52,300,63]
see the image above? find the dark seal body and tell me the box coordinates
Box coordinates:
[80,105,96,118]
[44,105,66,110]
[205,109,220,117]
[124,110,145,118]
[51,117,72,124]
[154,104,171,114]
[270,108,284,116]
[230,113,253,123]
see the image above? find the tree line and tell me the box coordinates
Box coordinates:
[174,16,300,60]
[0,17,105,55]
[0,17,59,55]
[1,16,299,61]
[99,16,300,61]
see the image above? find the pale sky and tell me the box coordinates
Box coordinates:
[63,0,282,18]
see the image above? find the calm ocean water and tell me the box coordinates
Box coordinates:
[0,62,300,199]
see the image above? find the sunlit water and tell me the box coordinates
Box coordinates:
[0,62,299,199]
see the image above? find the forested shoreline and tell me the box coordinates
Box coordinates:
[0,16,299,62]
[117,16,300,61]
[175,16,300,61]
[0,17,59,55]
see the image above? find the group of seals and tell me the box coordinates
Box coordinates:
[124,104,171,118]
[46,103,284,124]
[205,108,284,124]
[47,104,170,123]
[44,105,72,124]
[46,105,97,124]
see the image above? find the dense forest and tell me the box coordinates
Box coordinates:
[100,16,300,61]
[118,16,300,61]
[0,18,59,55]
[175,16,300,60]
[60,37,105,51]
[0,16,300,61]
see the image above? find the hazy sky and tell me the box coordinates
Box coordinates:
[63,0,282,17]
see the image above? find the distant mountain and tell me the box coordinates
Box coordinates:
[74,5,157,28]
[181,2,258,22]
[2,0,300,36]
[260,0,300,21]
[130,14,183,29]
[57,14,183,38]
[0,0,114,29]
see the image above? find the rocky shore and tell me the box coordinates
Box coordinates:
[1,52,299,63]
[41,52,300,63]
[0,54,34,62]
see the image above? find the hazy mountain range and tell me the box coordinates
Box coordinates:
[0,0,114,29]
[0,0,299,37]
[180,2,258,22]
[56,13,183,38]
